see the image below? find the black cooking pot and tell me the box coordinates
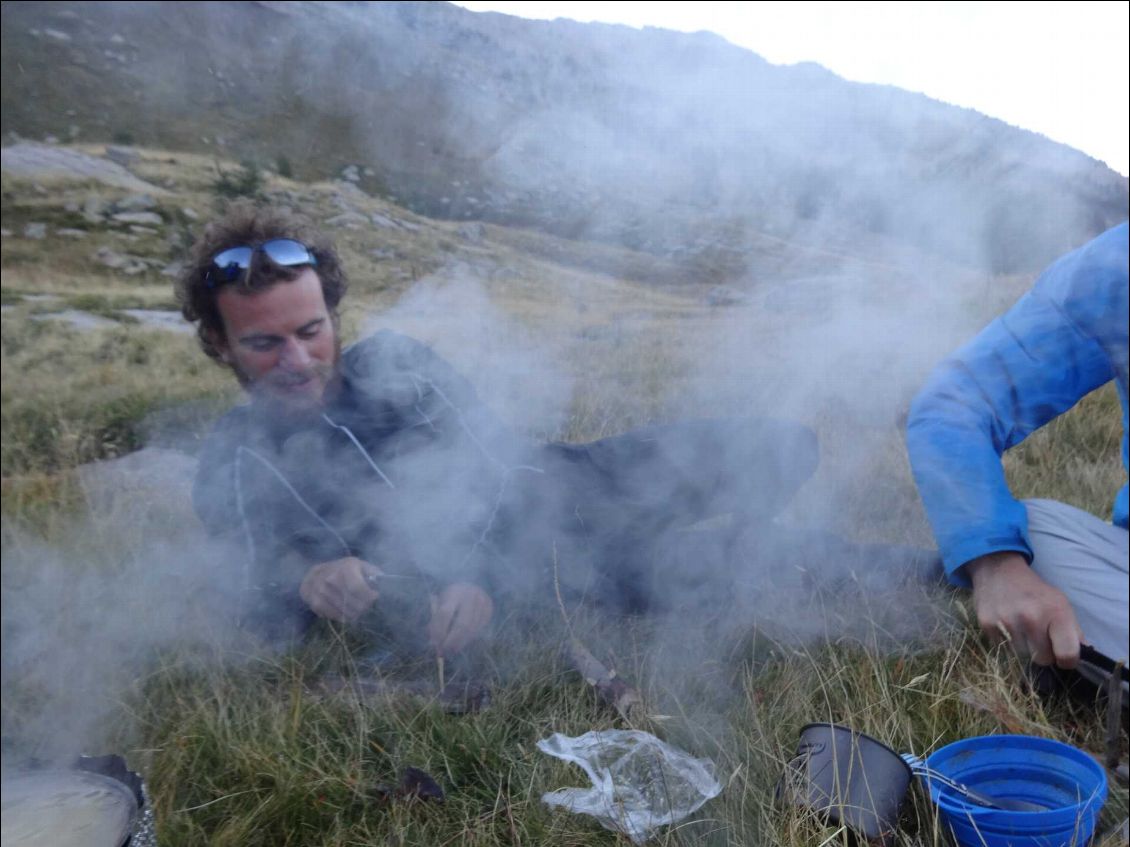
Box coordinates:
[777,722,912,846]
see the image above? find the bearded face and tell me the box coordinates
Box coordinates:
[213,268,341,416]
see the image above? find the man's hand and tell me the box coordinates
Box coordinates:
[299,557,382,622]
[427,583,494,657]
[965,551,1085,669]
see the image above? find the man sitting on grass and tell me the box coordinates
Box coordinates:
[907,222,1128,682]
[178,203,938,658]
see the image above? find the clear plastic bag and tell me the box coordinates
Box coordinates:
[537,729,723,843]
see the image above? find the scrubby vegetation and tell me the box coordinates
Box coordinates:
[212,159,266,200]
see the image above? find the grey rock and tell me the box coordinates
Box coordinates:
[43,28,72,42]
[121,309,193,334]
[31,310,118,331]
[77,446,197,506]
[114,193,157,211]
[181,206,199,221]
[95,247,128,268]
[94,246,148,274]
[56,228,88,238]
[23,222,47,239]
[370,212,399,229]
[82,195,105,223]
[458,222,485,243]
[333,181,369,203]
[325,211,369,229]
[0,143,165,194]
[111,211,163,226]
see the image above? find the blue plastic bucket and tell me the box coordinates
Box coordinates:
[923,734,1107,847]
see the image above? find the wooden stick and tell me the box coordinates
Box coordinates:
[566,637,643,721]
[551,543,644,721]
[1105,660,1125,771]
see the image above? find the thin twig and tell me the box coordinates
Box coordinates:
[551,541,576,640]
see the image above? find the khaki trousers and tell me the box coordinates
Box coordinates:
[1027,498,1129,664]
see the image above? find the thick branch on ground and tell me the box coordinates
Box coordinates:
[565,637,643,720]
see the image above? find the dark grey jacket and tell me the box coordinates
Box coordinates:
[194,330,822,635]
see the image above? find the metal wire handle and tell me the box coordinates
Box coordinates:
[900,753,1042,812]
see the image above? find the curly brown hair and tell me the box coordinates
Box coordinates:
[176,201,349,361]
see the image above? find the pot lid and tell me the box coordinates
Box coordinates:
[1,769,136,847]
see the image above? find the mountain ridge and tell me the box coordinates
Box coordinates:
[2,0,1125,278]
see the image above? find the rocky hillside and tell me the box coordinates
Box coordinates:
[2,0,1126,278]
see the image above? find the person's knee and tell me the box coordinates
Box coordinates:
[1023,498,1074,534]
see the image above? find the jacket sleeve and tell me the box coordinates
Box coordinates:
[907,224,1126,585]
[192,407,329,637]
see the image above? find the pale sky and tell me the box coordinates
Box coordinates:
[452,1,1130,176]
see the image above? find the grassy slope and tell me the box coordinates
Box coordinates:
[1,147,1126,845]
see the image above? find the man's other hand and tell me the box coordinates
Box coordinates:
[965,551,1085,669]
[299,557,382,622]
[427,583,494,657]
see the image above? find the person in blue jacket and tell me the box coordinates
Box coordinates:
[907,222,1128,671]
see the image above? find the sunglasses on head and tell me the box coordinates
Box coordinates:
[206,238,318,288]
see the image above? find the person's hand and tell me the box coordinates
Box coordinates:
[299,557,382,622]
[427,583,494,657]
[965,551,1085,669]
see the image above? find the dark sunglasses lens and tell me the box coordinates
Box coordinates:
[261,239,317,267]
[211,246,254,282]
